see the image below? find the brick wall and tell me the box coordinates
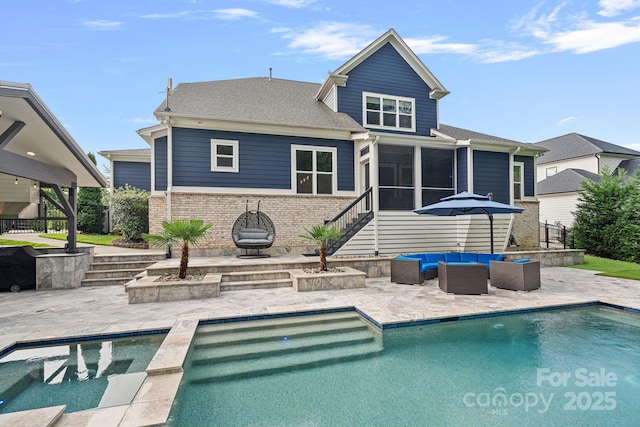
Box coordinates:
[150,192,355,253]
[513,200,540,248]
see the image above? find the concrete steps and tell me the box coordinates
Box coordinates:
[186,312,383,382]
[81,253,166,287]
[220,269,293,291]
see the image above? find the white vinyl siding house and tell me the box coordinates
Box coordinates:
[538,193,580,227]
[536,156,597,182]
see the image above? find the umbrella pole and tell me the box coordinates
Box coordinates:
[489,213,494,254]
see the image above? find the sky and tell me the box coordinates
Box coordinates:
[3,0,640,172]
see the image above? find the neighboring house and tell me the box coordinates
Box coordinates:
[534,133,640,227]
[98,148,151,192]
[110,29,546,255]
[537,169,600,227]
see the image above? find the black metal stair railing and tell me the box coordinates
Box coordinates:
[325,187,373,255]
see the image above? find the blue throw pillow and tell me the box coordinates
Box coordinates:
[444,252,461,262]
[514,258,529,263]
[460,253,478,263]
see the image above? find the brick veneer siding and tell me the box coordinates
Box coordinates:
[149,192,355,255]
[512,200,539,248]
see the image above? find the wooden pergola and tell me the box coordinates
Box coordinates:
[0,81,106,252]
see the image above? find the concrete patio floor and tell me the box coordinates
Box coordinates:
[2,259,640,354]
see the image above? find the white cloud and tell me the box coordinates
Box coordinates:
[598,0,640,17]
[81,20,123,31]
[557,116,578,126]
[276,23,379,60]
[545,19,640,53]
[405,36,477,55]
[140,9,258,20]
[268,0,316,8]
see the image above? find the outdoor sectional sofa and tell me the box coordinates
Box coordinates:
[390,252,504,285]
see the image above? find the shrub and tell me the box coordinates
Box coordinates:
[109,185,149,241]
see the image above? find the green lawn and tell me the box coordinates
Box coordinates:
[570,255,640,281]
[0,238,53,248]
[39,233,120,246]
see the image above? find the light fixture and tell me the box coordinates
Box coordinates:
[26,151,35,156]
[14,177,18,185]
[32,180,37,189]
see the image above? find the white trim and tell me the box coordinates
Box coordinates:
[150,141,156,193]
[467,147,474,193]
[166,124,172,222]
[291,144,338,195]
[210,139,239,173]
[163,186,357,197]
[362,92,416,132]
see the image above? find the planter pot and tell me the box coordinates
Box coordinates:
[289,267,366,292]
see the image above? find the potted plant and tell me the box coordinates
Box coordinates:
[144,219,213,279]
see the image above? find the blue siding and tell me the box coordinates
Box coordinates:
[473,151,510,203]
[337,43,437,136]
[154,137,167,191]
[171,128,354,191]
[113,161,151,191]
[515,155,535,197]
[456,147,468,192]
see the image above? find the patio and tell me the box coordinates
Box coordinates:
[2,258,640,425]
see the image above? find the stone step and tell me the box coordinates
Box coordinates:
[187,340,383,383]
[194,318,368,347]
[84,268,145,280]
[220,278,292,291]
[191,329,377,364]
[81,277,134,287]
[221,269,291,282]
[91,254,166,264]
[196,311,360,335]
[89,260,158,271]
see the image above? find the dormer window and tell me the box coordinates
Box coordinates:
[363,92,415,132]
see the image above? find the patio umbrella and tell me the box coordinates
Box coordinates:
[413,191,524,253]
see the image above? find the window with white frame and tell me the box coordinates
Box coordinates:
[546,166,557,178]
[292,145,336,195]
[211,139,238,172]
[513,162,524,200]
[363,92,415,132]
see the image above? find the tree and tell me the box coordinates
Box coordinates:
[77,152,104,233]
[145,219,213,279]
[572,167,640,262]
[299,224,342,271]
[109,185,149,241]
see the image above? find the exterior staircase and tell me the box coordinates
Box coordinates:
[81,253,166,287]
[186,311,383,383]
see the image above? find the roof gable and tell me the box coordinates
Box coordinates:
[535,133,640,164]
[317,29,449,101]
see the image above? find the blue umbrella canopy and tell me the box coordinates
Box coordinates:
[413,191,524,253]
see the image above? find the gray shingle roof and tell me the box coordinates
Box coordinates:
[615,158,640,177]
[435,124,524,145]
[534,133,640,164]
[537,168,601,195]
[156,77,364,132]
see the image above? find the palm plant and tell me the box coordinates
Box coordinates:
[299,224,342,271]
[144,219,213,279]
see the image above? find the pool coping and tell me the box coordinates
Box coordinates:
[1,298,639,426]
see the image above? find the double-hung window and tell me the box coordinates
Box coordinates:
[292,145,336,195]
[211,139,239,172]
[363,92,415,132]
[513,162,524,200]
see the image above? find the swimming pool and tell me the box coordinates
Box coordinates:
[168,306,640,426]
[0,332,166,414]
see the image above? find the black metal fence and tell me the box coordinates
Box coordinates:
[539,221,573,249]
[0,204,109,236]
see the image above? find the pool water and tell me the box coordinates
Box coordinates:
[168,307,640,426]
[0,333,165,414]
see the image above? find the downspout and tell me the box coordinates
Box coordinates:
[166,122,172,222]
[595,153,601,173]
